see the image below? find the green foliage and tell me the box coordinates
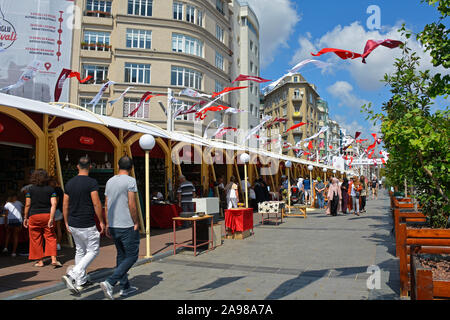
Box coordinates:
[364,2,449,228]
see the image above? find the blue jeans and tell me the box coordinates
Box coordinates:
[317,193,324,208]
[106,227,140,290]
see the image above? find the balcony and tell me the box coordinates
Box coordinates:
[292,94,303,101]
[82,12,114,27]
[80,43,112,59]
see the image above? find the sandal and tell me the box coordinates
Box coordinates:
[34,262,44,267]
[51,261,63,268]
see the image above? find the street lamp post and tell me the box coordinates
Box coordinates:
[139,134,156,259]
[286,161,292,213]
[308,165,313,207]
[240,153,250,208]
[332,169,336,178]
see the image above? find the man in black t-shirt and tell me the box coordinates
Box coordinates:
[61,156,105,294]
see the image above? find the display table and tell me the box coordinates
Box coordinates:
[224,208,254,239]
[150,204,183,229]
[172,215,214,256]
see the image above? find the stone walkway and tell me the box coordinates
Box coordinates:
[32,191,400,300]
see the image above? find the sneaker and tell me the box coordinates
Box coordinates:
[100,281,114,300]
[120,286,138,297]
[76,280,94,291]
[2,248,7,253]
[57,244,61,251]
[62,275,79,295]
[11,253,16,257]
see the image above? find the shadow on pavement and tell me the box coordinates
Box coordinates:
[188,276,245,294]
[0,271,46,293]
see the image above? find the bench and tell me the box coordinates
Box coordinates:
[283,204,307,219]
[397,223,450,298]
[258,201,283,226]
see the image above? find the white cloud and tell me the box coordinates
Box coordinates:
[334,115,366,137]
[290,21,448,91]
[245,0,300,68]
[327,81,369,109]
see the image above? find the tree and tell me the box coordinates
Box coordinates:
[363,0,449,228]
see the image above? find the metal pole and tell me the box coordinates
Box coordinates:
[244,163,248,208]
[145,150,152,258]
[288,168,291,213]
[309,170,313,207]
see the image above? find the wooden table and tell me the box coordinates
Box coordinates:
[283,204,307,219]
[172,215,214,256]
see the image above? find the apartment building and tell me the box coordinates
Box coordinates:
[262,73,320,157]
[229,0,261,138]
[69,0,233,133]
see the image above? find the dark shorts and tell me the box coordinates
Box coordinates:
[7,221,22,228]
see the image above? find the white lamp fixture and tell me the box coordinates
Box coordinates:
[333,169,337,175]
[240,153,250,208]
[307,165,313,171]
[286,161,292,212]
[139,134,155,259]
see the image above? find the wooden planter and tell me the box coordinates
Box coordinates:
[398,224,450,297]
[410,254,450,300]
[394,209,426,257]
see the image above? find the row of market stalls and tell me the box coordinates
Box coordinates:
[0,92,352,232]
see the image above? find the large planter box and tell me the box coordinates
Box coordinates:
[398,224,450,297]
[410,254,450,300]
[394,209,426,257]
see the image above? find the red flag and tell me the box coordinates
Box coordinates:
[381,158,386,164]
[211,86,248,98]
[195,105,230,120]
[361,39,403,63]
[266,117,288,129]
[54,69,93,102]
[128,92,153,117]
[307,141,313,150]
[368,150,375,159]
[329,145,333,149]
[349,156,353,168]
[355,132,362,140]
[311,48,362,60]
[285,122,307,133]
[232,74,271,83]
[366,133,378,152]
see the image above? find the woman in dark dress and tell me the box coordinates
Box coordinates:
[341,177,349,214]
[327,178,342,216]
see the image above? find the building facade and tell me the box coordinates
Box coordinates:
[69,0,234,133]
[262,73,320,157]
[229,0,261,138]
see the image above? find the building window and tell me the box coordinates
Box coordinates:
[83,30,110,51]
[215,80,225,94]
[86,0,112,16]
[128,0,152,16]
[126,29,151,49]
[172,33,203,57]
[215,51,224,70]
[173,100,196,121]
[293,76,299,82]
[124,63,151,84]
[216,0,224,15]
[196,10,203,26]
[83,65,108,84]
[294,89,301,99]
[171,66,202,90]
[80,98,107,116]
[250,61,254,73]
[186,5,195,23]
[216,24,224,42]
[173,2,183,20]
[250,41,253,52]
[123,98,149,119]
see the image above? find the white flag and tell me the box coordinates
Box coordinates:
[109,86,133,106]
[89,80,115,107]
[0,60,42,92]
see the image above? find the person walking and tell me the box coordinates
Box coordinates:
[49,177,64,251]
[371,176,378,200]
[254,178,266,206]
[61,156,104,294]
[23,169,61,268]
[328,178,342,216]
[303,177,311,205]
[225,176,239,209]
[3,192,23,257]
[350,177,362,216]
[360,176,368,213]
[315,177,326,209]
[100,156,140,300]
[340,177,349,214]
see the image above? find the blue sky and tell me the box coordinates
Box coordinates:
[249,0,447,140]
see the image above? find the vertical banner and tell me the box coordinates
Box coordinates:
[0,0,74,102]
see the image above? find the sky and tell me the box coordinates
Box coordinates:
[245,0,448,140]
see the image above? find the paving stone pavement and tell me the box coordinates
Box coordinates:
[33,191,400,300]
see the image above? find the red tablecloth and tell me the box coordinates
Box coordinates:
[150,204,183,229]
[225,208,253,233]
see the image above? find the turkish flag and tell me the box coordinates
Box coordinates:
[311,48,362,60]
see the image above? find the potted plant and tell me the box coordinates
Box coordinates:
[363,0,449,298]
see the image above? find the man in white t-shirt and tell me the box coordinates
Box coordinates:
[100,156,140,300]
